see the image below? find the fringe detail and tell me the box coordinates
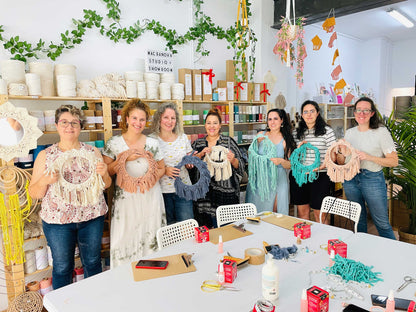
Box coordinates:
[204,145,232,181]
[248,134,279,201]
[324,140,360,183]
[290,143,320,187]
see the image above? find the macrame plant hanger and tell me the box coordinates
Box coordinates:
[285,0,296,67]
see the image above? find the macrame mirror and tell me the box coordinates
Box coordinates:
[0,101,43,162]
[45,149,105,206]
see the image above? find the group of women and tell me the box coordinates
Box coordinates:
[28,96,397,290]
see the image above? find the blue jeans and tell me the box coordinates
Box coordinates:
[343,169,396,240]
[163,193,194,225]
[42,215,104,289]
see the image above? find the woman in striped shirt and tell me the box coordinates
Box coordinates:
[290,100,336,222]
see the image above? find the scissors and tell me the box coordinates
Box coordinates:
[397,275,416,292]
[201,280,240,293]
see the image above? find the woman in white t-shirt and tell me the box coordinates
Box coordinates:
[343,97,397,239]
[150,102,194,225]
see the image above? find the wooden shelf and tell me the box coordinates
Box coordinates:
[25,265,52,277]
[5,95,129,102]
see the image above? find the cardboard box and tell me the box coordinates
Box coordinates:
[192,69,202,101]
[254,83,261,102]
[194,226,209,243]
[218,88,227,101]
[247,82,254,102]
[217,80,234,101]
[327,239,347,258]
[222,259,237,283]
[226,60,248,82]
[259,83,270,103]
[307,286,329,312]
[238,82,248,102]
[294,222,311,239]
[178,68,192,100]
[201,69,213,101]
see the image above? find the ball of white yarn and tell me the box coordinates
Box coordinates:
[159,83,171,100]
[144,72,160,84]
[126,80,138,98]
[25,73,42,96]
[125,71,144,82]
[0,60,26,84]
[8,83,28,96]
[146,81,159,100]
[56,75,76,97]
[137,81,146,99]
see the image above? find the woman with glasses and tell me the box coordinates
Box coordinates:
[343,97,397,239]
[245,108,296,214]
[29,105,112,290]
[103,99,166,268]
[150,102,194,225]
[290,100,336,222]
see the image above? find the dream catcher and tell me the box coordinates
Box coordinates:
[0,166,38,265]
[45,149,105,206]
[114,149,158,193]
[204,146,232,182]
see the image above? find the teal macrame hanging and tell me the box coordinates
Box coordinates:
[290,142,320,186]
[248,134,279,201]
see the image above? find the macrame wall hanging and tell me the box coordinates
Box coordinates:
[325,140,360,183]
[45,149,105,206]
[248,135,279,201]
[114,149,158,193]
[289,142,320,186]
[0,166,37,265]
[174,155,210,201]
[204,145,232,181]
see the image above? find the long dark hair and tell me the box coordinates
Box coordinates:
[265,108,296,159]
[295,100,328,140]
[353,96,380,129]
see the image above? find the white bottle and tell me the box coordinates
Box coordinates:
[262,254,279,302]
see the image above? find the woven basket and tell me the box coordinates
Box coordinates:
[7,291,43,312]
[398,227,416,245]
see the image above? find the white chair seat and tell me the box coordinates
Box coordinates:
[156,219,199,250]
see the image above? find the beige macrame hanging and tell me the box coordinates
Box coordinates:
[114,149,158,193]
[45,149,105,206]
[204,145,232,182]
[324,140,360,183]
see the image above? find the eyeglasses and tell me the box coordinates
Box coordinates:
[58,119,81,128]
[354,109,372,115]
[302,109,316,115]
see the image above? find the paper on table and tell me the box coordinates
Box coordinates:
[209,224,253,244]
[131,253,196,282]
[262,215,312,231]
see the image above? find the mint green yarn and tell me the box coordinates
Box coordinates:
[248,134,279,201]
[290,142,320,186]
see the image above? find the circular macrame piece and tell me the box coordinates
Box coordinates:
[325,140,360,183]
[174,155,210,201]
[115,149,158,193]
[7,291,43,312]
[290,142,320,187]
[248,134,279,201]
[45,149,105,206]
[204,145,232,181]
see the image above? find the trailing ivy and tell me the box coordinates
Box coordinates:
[0,0,257,80]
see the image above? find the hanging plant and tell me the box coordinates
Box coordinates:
[0,0,256,81]
[273,17,307,88]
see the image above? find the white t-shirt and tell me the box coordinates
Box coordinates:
[345,126,396,172]
[155,133,193,193]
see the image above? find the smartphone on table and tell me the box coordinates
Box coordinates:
[342,304,369,312]
[135,259,169,269]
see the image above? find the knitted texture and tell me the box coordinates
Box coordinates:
[204,145,232,181]
[174,155,210,201]
[248,134,279,201]
[114,149,158,193]
[269,244,298,260]
[290,142,320,186]
[325,140,360,183]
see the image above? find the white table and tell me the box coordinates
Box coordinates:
[43,219,416,312]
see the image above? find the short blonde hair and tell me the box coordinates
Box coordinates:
[119,99,150,133]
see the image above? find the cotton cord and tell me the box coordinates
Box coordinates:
[29,62,55,96]
[325,140,360,183]
[325,254,383,286]
[25,73,42,96]
[146,81,159,100]
[159,82,171,100]
[290,142,320,186]
[174,155,210,201]
[0,59,25,84]
[204,145,232,181]
[114,149,158,193]
[137,81,146,99]
[248,134,279,201]
[56,75,76,97]
[269,244,298,260]
[8,83,28,96]
[171,83,185,100]
[125,71,143,81]
[126,80,138,98]
[0,79,7,94]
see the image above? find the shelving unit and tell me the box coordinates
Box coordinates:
[319,103,355,138]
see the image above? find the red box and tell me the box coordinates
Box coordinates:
[294,222,311,239]
[223,259,237,283]
[327,239,347,258]
[194,226,209,243]
[407,300,415,312]
[307,286,329,312]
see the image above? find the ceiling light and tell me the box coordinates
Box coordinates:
[387,9,414,28]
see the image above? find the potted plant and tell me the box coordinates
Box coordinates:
[383,105,416,242]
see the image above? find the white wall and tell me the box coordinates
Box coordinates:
[392,39,416,88]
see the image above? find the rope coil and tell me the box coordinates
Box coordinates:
[174,155,210,201]
[290,142,320,186]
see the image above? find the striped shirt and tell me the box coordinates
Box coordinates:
[293,126,336,172]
